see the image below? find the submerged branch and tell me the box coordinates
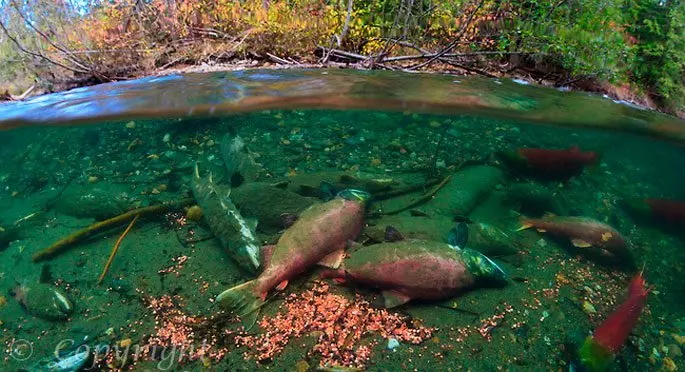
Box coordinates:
[381,175,452,215]
[32,199,194,262]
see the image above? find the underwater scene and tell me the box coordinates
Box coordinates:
[0,70,684,371]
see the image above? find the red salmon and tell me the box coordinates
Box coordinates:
[322,239,507,307]
[518,215,634,268]
[216,191,369,328]
[498,146,599,180]
[578,271,650,371]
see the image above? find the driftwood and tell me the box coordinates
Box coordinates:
[32,199,193,262]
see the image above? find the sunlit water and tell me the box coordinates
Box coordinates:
[0,69,683,371]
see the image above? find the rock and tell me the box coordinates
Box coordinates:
[582,301,596,315]
[11,282,73,320]
[231,182,318,233]
[662,357,677,371]
[667,344,682,358]
[186,205,203,222]
[387,337,400,350]
[423,165,505,217]
[54,183,140,220]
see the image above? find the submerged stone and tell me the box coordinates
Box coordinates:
[423,165,504,217]
[231,182,319,233]
[12,282,73,321]
[54,183,140,220]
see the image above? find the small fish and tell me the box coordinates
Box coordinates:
[447,222,469,250]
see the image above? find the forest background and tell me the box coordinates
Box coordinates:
[0,0,682,115]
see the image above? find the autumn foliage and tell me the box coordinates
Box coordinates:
[0,0,682,111]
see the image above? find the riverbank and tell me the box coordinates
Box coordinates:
[2,59,671,119]
[1,1,681,116]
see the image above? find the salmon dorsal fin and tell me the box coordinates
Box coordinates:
[542,212,557,219]
[571,238,593,248]
[318,249,346,269]
[382,290,411,308]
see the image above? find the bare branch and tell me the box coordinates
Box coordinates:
[338,0,354,47]
[9,0,93,74]
[0,18,90,74]
[384,51,530,62]
[406,0,486,71]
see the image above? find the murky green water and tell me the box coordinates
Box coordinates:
[0,70,684,371]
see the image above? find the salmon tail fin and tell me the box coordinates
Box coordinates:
[515,220,534,232]
[578,336,614,372]
[215,280,265,331]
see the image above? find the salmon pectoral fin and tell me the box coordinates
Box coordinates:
[275,280,288,291]
[571,238,593,248]
[381,290,412,308]
[318,249,346,269]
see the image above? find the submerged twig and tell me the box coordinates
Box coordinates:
[32,198,194,262]
[98,214,139,285]
[381,175,452,215]
[372,178,441,201]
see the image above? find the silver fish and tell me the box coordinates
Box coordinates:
[191,164,261,274]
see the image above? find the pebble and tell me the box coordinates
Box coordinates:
[662,357,677,371]
[125,121,136,129]
[87,176,98,183]
[582,301,596,315]
[387,337,400,350]
[163,133,171,143]
[667,343,682,357]
[673,333,685,345]
[119,338,132,348]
